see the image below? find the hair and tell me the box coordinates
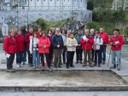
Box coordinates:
[9,28,15,35]
[95,31,100,34]
[113,29,120,32]
[41,32,46,36]
[33,32,37,36]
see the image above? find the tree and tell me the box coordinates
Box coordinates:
[87,1,94,10]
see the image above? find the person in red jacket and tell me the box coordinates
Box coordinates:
[99,28,109,64]
[80,29,94,67]
[25,27,33,66]
[38,32,51,71]
[15,29,25,68]
[3,29,16,72]
[110,29,124,71]
[37,27,42,38]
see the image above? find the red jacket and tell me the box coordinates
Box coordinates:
[80,36,94,50]
[37,31,42,38]
[38,36,51,54]
[25,32,33,48]
[100,32,109,48]
[110,35,124,50]
[15,34,25,52]
[3,36,16,54]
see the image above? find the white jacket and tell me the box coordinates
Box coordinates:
[61,34,67,46]
[94,36,103,50]
[66,38,78,52]
[29,37,39,53]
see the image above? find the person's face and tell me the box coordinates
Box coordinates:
[100,28,104,33]
[95,33,99,36]
[34,33,37,37]
[78,30,82,35]
[29,28,33,33]
[113,31,118,36]
[85,31,89,36]
[48,30,52,34]
[90,29,95,34]
[38,28,42,32]
[18,30,22,35]
[10,31,15,37]
[56,30,60,35]
[42,33,46,37]
[70,34,74,38]
[62,30,65,34]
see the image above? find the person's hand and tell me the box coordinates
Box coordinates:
[43,45,46,48]
[57,45,60,48]
[78,44,81,46]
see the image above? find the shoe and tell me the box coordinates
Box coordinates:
[76,61,79,64]
[80,61,82,64]
[58,65,61,68]
[70,65,75,68]
[83,64,87,67]
[110,64,116,69]
[102,61,105,64]
[7,69,16,73]
[98,64,101,67]
[66,66,69,69]
[16,64,21,68]
[117,64,121,71]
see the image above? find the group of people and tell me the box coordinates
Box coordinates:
[3,27,124,72]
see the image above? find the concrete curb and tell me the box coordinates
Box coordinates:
[0,86,128,92]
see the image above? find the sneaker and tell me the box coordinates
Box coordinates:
[98,64,101,67]
[110,64,116,69]
[16,64,21,68]
[70,65,75,68]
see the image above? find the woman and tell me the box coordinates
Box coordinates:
[38,32,51,71]
[47,29,53,64]
[15,29,25,68]
[66,33,78,69]
[61,29,67,64]
[94,31,103,67]
[29,32,40,68]
[3,29,16,72]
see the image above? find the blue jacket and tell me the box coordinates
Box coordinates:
[75,34,83,44]
[52,34,64,49]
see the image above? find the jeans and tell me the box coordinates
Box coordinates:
[111,50,121,68]
[32,50,40,66]
[101,48,106,62]
[22,48,27,63]
[7,54,15,70]
[95,50,102,65]
[16,52,23,64]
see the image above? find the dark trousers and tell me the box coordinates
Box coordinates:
[95,50,102,65]
[101,47,106,62]
[62,46,67,64]
[40,53,51,68]
[7,54,15,70]
[22,48,27,63]
[67,51,74,67]
[26,47,32,65]
[92,49,95,62]
[16,52,23,64]
[49,47,53,64]
[76,49,83,61]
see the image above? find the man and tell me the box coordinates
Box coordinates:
[37,27,42,38]
[99,28,109,64]
[52,28,64,68]
[80,29,94,67]
[110,29,124,71]
[90,29,95,62]
[75,29,83,64]
[25,27,33,66]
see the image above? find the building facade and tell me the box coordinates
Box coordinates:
[0,0,92,35]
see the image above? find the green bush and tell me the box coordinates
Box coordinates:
[86,22,100,31]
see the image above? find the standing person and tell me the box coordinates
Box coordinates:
[21,27,27,65]
[80,29,94,67]
[90,29,95,62]
[3,29,16,72]
[94,31,103,67]
[47,29,53,64]
[37,27,42,38]
[61,29,67,64]
[25,27,33,66]
[75,29,83,64]
[110,29,124,71]
[99,28,109,64]
[38,32,51,71]
[66,33,78,68]
[15,29,25,68]
[29,32,40,69]
[52,28,64,68]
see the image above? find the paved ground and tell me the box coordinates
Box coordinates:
[0,92,128,96]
